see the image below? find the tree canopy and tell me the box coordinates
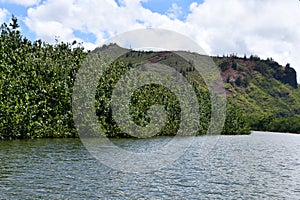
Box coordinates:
[0,17,251,139]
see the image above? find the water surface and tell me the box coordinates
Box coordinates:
[1,132,300,199]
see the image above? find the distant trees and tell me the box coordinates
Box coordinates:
[222,106,250,135]
[234,76,249,87]
[235,76,242,87]
[268,117,300,134]
[249,55,260,61]
[219,60,230,71]
[248,114,300,134]
[231,61,238,70]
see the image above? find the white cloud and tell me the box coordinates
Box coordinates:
[0,8,8,23]
[185,0,300,79]
[24,0,300,80]
[24,0,177,45]
[26,0,126,43]
[0,0,41,6]
[167,3,183,19]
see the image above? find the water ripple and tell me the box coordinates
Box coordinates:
[0,132,300,199]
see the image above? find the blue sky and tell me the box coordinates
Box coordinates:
[0,2,32,37]
[141,0,203,20]
[0,0,204,42]
[0,0,300,80]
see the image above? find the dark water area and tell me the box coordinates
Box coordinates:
[1,132,300,199]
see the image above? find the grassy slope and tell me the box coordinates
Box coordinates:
[118,49,300,132]
[212,56,300,132]
[220,63,300,118]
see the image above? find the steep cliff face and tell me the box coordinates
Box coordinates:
[214,56,298,89]
[280,65,298,89]
[210,56,300,118]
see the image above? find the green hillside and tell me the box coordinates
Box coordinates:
[212,56,300,133]
[106,46,300,134]
[1,17,299,139]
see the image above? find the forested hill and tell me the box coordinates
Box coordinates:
[1,17,300,139]
[212,55,300,132]
[106,44,300,134]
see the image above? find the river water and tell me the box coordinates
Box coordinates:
[0,131,300,199]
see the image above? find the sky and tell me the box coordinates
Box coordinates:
[0,0,300,81]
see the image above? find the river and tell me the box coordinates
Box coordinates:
[1,131,300,199]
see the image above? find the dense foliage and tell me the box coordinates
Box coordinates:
[96,63,183,137]
[94,49,250,137]
[0,17,254,139]
[94,59,216,137]
[0,17,87,139]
